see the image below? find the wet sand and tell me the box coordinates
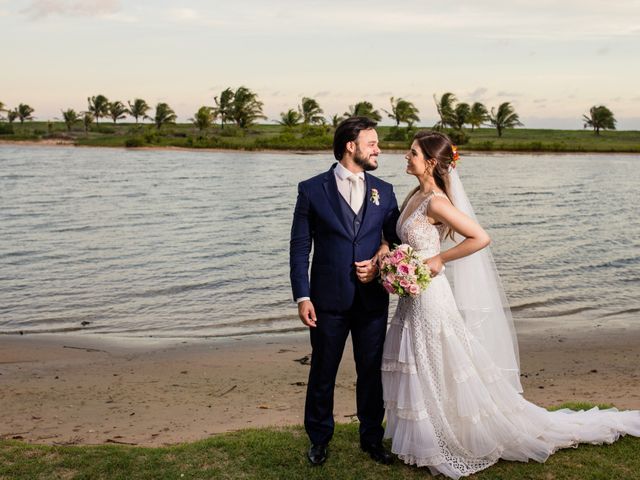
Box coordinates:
[1,323,639,446]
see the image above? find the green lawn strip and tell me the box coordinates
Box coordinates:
[1,403,639,480]
[1,123,639,153]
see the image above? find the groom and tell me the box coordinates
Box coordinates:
[290,116,400,465]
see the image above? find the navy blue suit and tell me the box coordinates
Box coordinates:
[290,163,400,446]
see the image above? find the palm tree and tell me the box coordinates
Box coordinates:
[127,99,150,124]
[61,109,79,132]
[17,104,35,124]
[191,106,215,132]
[330,114,345,128]
[433,92,457,129]
[87,95,109,125]
[231,86,266,128]
[489,102,523,137]
[278,108,301,127]
[452,102,470,130]
[582,105,616,135]
[154,102,177,129]
[108,101,128,124]
[214,87,234,129]
[7,109,18,123]
[81,112,94,133]
[344,101,382,121]
[468,102,489,132]
[385,97,420,128]
[299,97,324,125]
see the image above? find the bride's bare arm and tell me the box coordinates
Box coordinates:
[425,196,491,274]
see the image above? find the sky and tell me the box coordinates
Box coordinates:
[2,0,640,129]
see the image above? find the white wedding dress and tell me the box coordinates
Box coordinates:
[382,191,640,479]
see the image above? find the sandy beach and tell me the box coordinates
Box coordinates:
[1,321,639,447]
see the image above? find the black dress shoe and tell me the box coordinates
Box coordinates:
[361,441,394,465]
[307,444,328,465]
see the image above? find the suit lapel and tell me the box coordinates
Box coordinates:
[323,164,351,237]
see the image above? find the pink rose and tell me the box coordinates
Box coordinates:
[391,249,406,264]
[399,279,411,289]
[397,263,410,276]
[409,284,420,295]
[383,282,396,294]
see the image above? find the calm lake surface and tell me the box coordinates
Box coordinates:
[1,145,638,339]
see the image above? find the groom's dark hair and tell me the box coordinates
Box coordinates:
[333,116,377,160]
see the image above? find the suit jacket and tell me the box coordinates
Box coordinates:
[290,163,400,312]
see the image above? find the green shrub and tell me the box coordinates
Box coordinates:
[446,129,469,145]
[95,126,116,134]
[185,136,222,148]
[144,132,159,144]
[219,126,244,137]
[124,137,145,148]
[301,124,330,138]
[384,126,407,142]
[0,124,14,135]
[253,133,332,150]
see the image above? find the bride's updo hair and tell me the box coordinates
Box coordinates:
[413,130,454,197]
[401,130,456,239]
[401,130,455,212]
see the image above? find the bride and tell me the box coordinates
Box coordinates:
[381,131,640,478]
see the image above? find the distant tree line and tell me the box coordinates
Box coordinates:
[0,93,619,138]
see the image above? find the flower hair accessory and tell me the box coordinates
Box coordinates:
[450,145,460,169]
[370,188,380,206]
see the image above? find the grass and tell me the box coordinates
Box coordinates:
[1,122,640,153]
[1,403,639,480]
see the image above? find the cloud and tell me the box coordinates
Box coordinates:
[497,91,523,98]
[468,87,488,100]
[314,91,331,97]
[22,0,120,19]
[597,46,610,55]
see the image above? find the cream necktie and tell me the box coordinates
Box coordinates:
[348,175,364,213]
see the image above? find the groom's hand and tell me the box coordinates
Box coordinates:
[298,300,317,328]
[355,259,379,284]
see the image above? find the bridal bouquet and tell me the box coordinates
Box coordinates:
[379,244,432,297]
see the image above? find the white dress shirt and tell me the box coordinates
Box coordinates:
[334,161,365,211]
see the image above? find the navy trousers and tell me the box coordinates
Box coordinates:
[304,295,388,446]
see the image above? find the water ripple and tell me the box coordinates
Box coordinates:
[1,146,638,338]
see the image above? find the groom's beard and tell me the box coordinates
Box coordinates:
[354,147,378,171]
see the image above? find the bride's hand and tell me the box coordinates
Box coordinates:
[373,243,390,267]
[425,255,445,276]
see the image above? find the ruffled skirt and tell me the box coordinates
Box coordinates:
[381,276,640,479]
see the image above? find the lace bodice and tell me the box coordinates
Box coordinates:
[397,192,448,258]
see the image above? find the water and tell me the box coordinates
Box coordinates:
[1,145,638,338]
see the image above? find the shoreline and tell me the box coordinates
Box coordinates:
[2,322,639,447]
[2,139,640,155]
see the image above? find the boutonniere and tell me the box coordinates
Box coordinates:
[370,188,380,206]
